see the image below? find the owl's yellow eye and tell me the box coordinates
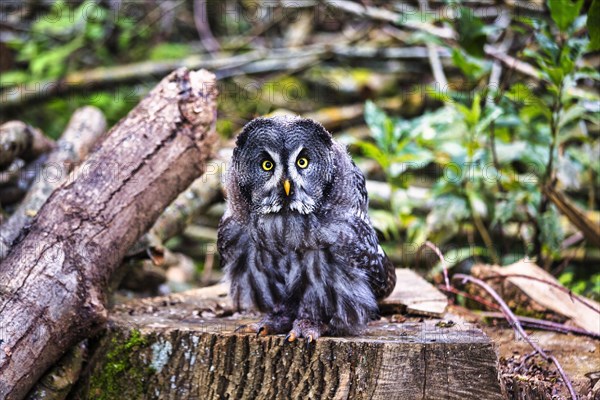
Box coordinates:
[262,160,274,171]
[297,157,309,169]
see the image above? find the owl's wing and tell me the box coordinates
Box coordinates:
[345,159,397,300]
[217,214,251,309]
[340,211,397,300]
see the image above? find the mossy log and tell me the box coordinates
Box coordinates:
[74,273,503,400]
[0,68,218,400]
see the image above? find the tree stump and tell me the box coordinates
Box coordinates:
[74,270,504,400]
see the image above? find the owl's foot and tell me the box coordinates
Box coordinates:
[285,319,327,343]
[235,313,294,336]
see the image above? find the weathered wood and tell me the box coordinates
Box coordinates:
[26,341,88,400]
[0,155,49,206]
[472,261,600,335]
[140,269,449,318]
[0,107,106,260]
[543,184,600,248]
[0,121,54,169]
[74,286,503,400]
[127,159,225,258]
[0,68,218,400]
[380,269,448,317]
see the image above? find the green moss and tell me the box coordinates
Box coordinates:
[512,305,547,320]
[89,330,154,400]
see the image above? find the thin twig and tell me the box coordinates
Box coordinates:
[194,0,221,54]
[483,45,541,80]
[420,241,450,290]
[427,43,447,88]
[478,311,600,339]
[323,0,456,39]
[437,284,500,311]
[453,273,577,400]
[2,43,448,107]
[327,0,543,81]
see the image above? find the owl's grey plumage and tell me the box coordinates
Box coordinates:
[218,116,396,340]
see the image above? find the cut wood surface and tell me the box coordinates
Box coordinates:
[380,268,448,317]
[146,268,449,319]
[0,68,218,400]
[74,275,503,400]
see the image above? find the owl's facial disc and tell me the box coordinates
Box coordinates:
[250,146,322,215]
[233,116,335,215]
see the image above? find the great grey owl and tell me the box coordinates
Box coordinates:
[217,116,396,341]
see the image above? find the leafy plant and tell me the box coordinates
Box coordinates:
[1,1,158,136]
[358,0,598,271]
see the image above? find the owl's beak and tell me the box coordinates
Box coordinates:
[283,179,291,196]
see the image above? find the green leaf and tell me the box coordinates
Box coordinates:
[471,93,482,124]
[505,83,535,104]
[558,271,574,286]
[456,8,487,57]
[589,0,600,50]
[547,0,584,32]
[369,209,400,241]
[455,102,475,125]
[545,66,565,86]
[494,141,528,163]
[0,70,29,87]
[575,67,600,81]
[467,189,488,218]
[534,31,560,60]
[149,43,192,61]
[539,205,564,254]
[493,198,517,227]
[451,49,488,79]
[558,104,587,130]
[29,36,83,79]
[354,141,389,170]
[426,195,471,232]
[475,105,503,135]
[364,100,390,150]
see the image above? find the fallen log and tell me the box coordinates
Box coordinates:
[0,68,218,400]
[0,121,54,169]
[0,155,49,207]
[0,107,106,260]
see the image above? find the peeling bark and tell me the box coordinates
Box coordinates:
[0,68,218,400]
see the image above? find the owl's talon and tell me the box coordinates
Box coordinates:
[288,319,325,342]
[257,326,269,337]
[285,332,297,342]
[235,323,259,334]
